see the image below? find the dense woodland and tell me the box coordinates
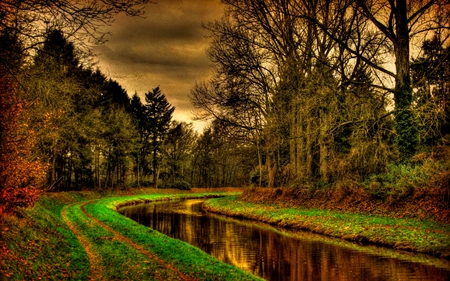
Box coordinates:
[1,0,449,214]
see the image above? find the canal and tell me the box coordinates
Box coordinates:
[118,198,450,281]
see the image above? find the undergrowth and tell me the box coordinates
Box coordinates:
[363,158,448,201]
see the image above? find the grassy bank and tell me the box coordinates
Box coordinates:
[1,188,262,280]
[203,196,450,259]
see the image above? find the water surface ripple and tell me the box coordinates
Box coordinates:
[118,199,450,281]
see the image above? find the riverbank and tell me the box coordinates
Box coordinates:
[1,188,262,280]
[203,195,450,259]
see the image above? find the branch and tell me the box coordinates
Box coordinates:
[294,13,396,78]
[408,0,435,24]
[356,0,396,42]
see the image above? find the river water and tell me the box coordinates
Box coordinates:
[118,198,450,281]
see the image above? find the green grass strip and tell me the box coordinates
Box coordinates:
[2,190,260,280]
[84,192,263,281]
[64,202,183,280]
[2,198,89,280]
[203,196,450,258]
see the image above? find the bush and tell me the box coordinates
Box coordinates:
[166,181,191,190]
[363,158,446,201]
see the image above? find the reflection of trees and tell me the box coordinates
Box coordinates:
[120,201,449,281]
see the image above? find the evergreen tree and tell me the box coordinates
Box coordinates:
[130,93,146,185]
[142,87,174,188]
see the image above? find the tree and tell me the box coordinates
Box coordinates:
[194,0,394,187]
[0,36,47,213]
[130,93,146,186]
[411,35,450,146]
[100,106,139,188]
[27,29,87,190]
[303,0,450,160]
[25,29,140,190]
[163,121,197,184]
[0,0,149,74]
[142,87,174,188]
[190,120,256,187]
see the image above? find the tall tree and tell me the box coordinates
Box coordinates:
[130,93,146,185]
[142,87,174,188]
[163,121,197,184]
[411,35,450,146]
[194,0,397,187]
[304,0,450,160]
[190,120,255,187]
[0,0,149,75]
[27,29,84,190]
[0,32,47,213]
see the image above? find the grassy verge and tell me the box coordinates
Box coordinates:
[1,194,90,280]
[203,196,450,258]
[85,194,260,280]
[1,188,262,280]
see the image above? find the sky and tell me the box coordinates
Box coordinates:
[92,0,226,132]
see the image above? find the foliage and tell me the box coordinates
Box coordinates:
[411,35,450,147]
[190,120,256,188]
[163,181,192,190]
[364,159,447,201]
[0,0,148,74]
[163,121,197,184]
[192,0,450,187]
[0,0,150,210]
[0,63,47,215]
[23,29,139,190]
[138,87,175,188]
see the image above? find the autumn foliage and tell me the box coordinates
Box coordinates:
[0,67,47,216]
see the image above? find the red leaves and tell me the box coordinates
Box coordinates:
[0,66,47,215]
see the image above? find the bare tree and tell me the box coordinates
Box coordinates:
[194,0,398,187]
[300,0,450,160]
[0,0,150,72]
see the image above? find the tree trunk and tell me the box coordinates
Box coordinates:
[393,0,418,160]
[153,146,158,188]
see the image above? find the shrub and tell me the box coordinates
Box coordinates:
[166,181,191,190]
[363,158,447,201]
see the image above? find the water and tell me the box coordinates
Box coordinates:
[118,199,450,281]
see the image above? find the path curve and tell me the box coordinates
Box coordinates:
[80,201,197,281]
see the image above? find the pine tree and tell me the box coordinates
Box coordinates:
[143,87,174,188]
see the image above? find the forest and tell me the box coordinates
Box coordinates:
[1,0,450,215]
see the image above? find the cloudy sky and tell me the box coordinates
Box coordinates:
[92,0,226,131]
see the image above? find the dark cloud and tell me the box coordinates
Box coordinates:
[92,0,224,131]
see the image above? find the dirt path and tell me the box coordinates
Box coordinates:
[61,203,106,281]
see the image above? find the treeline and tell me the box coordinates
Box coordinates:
[1,0,450,214]
[1,24,256,213]
[191,0,450,188]
[2,28,253,195]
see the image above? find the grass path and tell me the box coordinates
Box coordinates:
[26,190,260,281]
[78,201,196,281]
[61,203,106,281]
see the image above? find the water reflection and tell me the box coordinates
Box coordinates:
[118,199,450,281]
